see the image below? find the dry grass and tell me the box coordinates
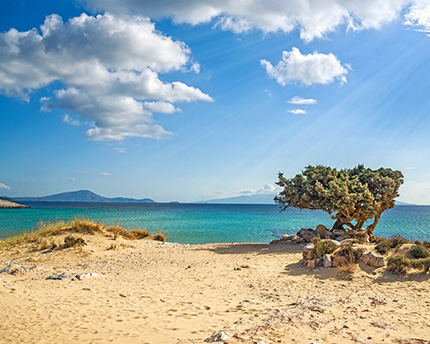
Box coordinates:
[0,218,165,251]
[152,233,166,242]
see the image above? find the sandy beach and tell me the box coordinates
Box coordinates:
[1,228,429,344]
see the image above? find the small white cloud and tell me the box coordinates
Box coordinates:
[0,183,11,190]
[240,183,279,195]
[405,166,414,170]
[288,96,317,105]
[99,172,111,176]
[265,90,272,97]
[114,147,127,153]
[69,177,76,182]
[261,47,348,86]
[288,109,307,115]
[63,114,82,126]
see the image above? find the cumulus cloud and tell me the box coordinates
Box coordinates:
[63,114,82,126]
[288,96,317,105]
[288,109,307,115]
[404,2,430,35]
[240,183,278,195]
[0,183,11,190]
[85,0,413,41]
[0,13,212,141]
[261,47,348,86]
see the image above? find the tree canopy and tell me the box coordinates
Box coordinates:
[274,165,404,238]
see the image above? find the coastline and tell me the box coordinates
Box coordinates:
[1,228,429,344]
[0,199,29,209]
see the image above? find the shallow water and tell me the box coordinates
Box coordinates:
[0,202,429,244]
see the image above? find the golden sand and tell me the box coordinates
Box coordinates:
[0,231,429,344]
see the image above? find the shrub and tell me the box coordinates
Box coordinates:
[63,235,86,249]
[410,257,430,272]
[409,245,430,259]
[312,239,338,258]
[376,240,391,254]
[389,235,408,248]
[387,255,410,275]
[153,233,166,242]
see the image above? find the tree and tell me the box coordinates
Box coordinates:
[274,165,404,239]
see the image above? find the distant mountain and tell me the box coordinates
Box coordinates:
[10,190,156,203]
[396,201,415,206]
[200,193,277,204]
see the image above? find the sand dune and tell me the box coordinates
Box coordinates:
[0,232,429,344]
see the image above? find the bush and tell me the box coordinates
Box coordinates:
[387,255,410,274]
[409,245,430,259]
[63,235,86,249]
[410,258,430,272]
[312,239,338,258]
[375,235,409,255]
[152,233,166,242]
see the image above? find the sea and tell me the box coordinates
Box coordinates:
[0,202,429,244]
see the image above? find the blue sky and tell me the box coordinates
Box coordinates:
[0,0,430,204]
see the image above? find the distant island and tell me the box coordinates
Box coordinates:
[200,193,277,204]
[3,190,156,204]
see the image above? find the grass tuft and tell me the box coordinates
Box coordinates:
[152,233,166,242]
[312,239,338,259]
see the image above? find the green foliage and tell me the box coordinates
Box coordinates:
[312,239,338,258]
[387,255,430,274]
[375,235,408,255]
[387,255,410,274]
[275,165,403,234]
[409,245,430,259]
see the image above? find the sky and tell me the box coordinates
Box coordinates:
[0,0,430,204]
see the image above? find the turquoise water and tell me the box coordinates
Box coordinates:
[0,202,429,244]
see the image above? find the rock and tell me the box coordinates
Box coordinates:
[205,331,233,342]
[323,254,333,268]
[74,272,99,280]
[325,239,341,247]
[362,251,386,267]
[302,243,315,260]
[350,230,370,243]
[297,228,320,242]
[281,234,297,241]
[315,224,330,239]
[269,239,281,244]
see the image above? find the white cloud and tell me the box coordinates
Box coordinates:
[114,147,127,153]
[0,183,11,190]
[240,183,279,195]
[85,0,413,41]
[69,177,76,182]
[99,172,111,176]
[144,101,179,114]
[0,13,212,141]
[404,2,430,35]
[63,114,82,126]
[288,109,307,115]
[261,47,348,86]
[288,96,317,105]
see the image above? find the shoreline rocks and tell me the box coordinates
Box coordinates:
[0,199,29,209]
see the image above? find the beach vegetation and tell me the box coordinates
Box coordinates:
[312,238,338,258]
[153,233,166,242]
[409,245,430,259]
[0,218,165,250]
[275,164,403,240]
[375,235,409,255]
[387,254,430,274]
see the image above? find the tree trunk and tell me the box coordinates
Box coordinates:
[366,212,382,241]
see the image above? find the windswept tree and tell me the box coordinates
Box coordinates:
[274,165,404,239]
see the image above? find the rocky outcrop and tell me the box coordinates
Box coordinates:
[0,199,29,209]
[362,251,386,267]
